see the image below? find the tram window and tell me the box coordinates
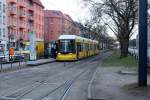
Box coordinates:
[77,43,82,52]
[94,44,96,50]
[81,43,83,51]
[90,44,92,50]
[59,40,75,53]
[83,43,86,51]
[85,44,88,51]
[88,44,90,51]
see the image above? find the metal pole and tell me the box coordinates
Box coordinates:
[64,61,66,67]
[8,27,11,62]
[138,0,147,86]
[1,63,2,71]
[11,60,12,69]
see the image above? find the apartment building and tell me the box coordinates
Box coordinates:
[44,10,80,43]
[6,0,44,51]
[0,0,7,52]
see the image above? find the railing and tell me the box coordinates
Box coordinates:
[128,47,150,67]
[19,11,26,17]
[9,0,17,3]
[19,23,26,28]
[0,54,29,72]
[8,7,17,15]
[8,21,17,27]
[28,15,34,21]
[18,1,26,8]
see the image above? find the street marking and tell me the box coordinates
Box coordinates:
[88,66,99,99]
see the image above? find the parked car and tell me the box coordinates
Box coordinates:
[14,52,24,61]
[15,50,30,61]
[0,51,9,63]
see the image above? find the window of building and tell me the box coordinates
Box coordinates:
[3,16,5,25]
[3,28,5,37]
[3,4,5,13]
[0,14,2,24]
[0,28,1,37]
[0,2,2,11]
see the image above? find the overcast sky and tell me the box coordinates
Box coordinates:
[41,0,90,22]
[41,0,142,39]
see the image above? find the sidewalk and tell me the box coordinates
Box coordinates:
[0,58,55,72]
[88,66,150,100]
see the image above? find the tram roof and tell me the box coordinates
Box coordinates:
[59,35,78,40]
[59,35,99,43]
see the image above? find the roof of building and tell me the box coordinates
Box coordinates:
[32,0,44,8]
[44,10,64,18]
[44,10,73,23]
[63,14,73,22]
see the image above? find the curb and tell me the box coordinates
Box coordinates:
[118,70,137,75]
[88,67,98,100]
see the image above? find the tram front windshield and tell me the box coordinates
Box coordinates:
[59,40,75,53]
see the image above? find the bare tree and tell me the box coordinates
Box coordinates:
[83,0,138,58]
[78,21,115,49]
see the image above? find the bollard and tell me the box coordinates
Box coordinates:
[25,58,27,65]
[10,60,13,69]
[64,61,66,67]
[19,60,21,67]
[1,63,2,71]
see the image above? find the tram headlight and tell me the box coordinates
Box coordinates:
[58,53,61,55]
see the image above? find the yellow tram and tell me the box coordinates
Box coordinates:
[56,35,99,61]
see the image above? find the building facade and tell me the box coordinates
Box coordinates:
[44,10,63,43]
[6,0,44,50]
[0,0,7,52]
[44,10,81,43]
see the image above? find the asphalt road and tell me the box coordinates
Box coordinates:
[0,51,110,100]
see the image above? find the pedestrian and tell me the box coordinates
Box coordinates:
[51,44,55,58]
[9,47,14,61]
[54,42,58,59]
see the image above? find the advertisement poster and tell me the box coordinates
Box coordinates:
[29,31,37,60]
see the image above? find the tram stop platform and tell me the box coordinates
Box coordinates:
[27,58,55,66]
[88,66,150,100]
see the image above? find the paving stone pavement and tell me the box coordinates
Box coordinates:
[89,66,150,100]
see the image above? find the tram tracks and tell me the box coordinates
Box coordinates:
[0,54,101,100]
[36,54,104,100]
[0,51,109,100]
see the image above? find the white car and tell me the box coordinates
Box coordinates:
[0,51,9,63]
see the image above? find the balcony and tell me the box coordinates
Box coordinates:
[28,15,34,21]
[9,0,17,4]
[8,22,17,27]
[28,26,34,31]
[8,7,17,15]
[28,24,34,31]
[28,6,34,11]
[18,1,26,8]
[19,23,26,29]
[19,11,26,18]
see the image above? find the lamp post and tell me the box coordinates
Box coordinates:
[8,26,12,61]
[138,0,148,86]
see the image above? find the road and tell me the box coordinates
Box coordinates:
[0,51,110,100]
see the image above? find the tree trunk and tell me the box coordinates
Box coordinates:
[120,39,129,58]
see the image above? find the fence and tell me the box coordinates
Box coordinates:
[0,55,29,72]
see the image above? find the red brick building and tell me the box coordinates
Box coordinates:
[7,0,44,48]
[44,10,80,43]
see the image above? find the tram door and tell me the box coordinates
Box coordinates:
[77,42,81,59]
